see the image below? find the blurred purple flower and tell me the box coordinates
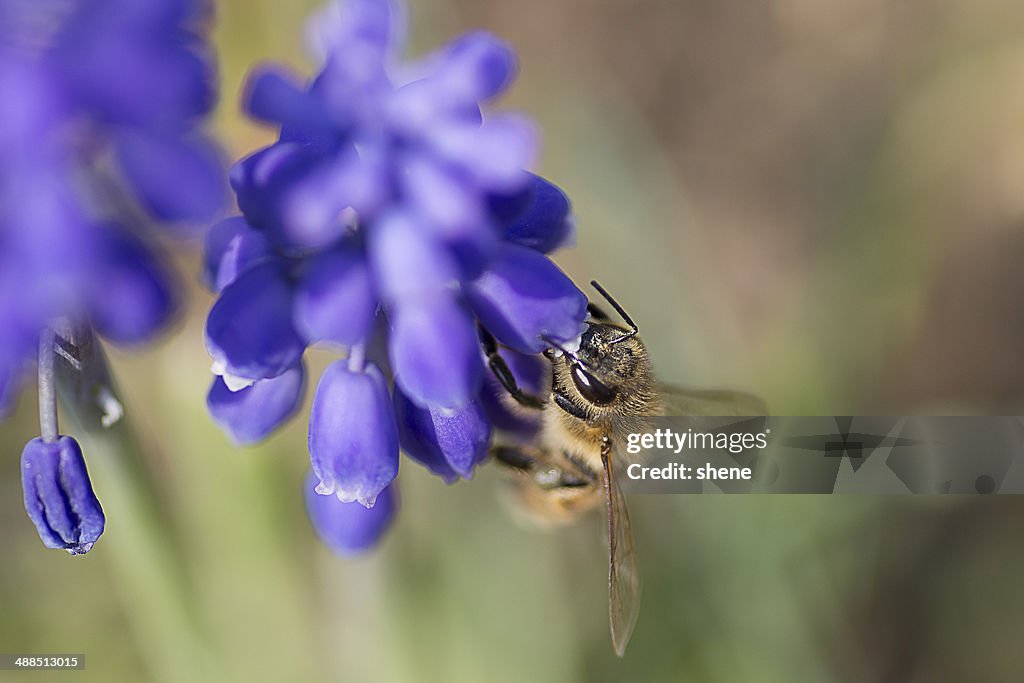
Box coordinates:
[0,0,223,368]
[304,474,398,555]
[204,0,587,554]
[1,0,224,553]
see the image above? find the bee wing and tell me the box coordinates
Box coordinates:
[602,448,640,657]
[659,384,768,416]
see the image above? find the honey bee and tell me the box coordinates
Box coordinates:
[479,281,765,656]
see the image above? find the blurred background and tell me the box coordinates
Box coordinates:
[4,0,1024,680]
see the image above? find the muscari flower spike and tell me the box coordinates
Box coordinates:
[204,0,585,554]
[1,0,224,552]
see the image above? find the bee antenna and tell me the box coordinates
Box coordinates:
[590,280,637,343]
[541,335,590,369]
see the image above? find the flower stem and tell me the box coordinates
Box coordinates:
[37,327,58,442]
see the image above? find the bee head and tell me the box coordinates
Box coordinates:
[544,282,652,413]
[571,323,646,406]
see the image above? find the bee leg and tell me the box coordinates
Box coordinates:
[492,445,593,489]
[478,324,545,410]
[553,391,589,421]
[492,445,538,472]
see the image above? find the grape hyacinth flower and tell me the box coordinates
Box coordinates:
[21,330,105,555]
[1,0,224,552]
[204,0,585,554]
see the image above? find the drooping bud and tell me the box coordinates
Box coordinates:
[304,473,398,556]
[309,360,398,507]
[21,436,105,555]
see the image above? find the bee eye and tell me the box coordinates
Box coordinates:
[570,364,618,406]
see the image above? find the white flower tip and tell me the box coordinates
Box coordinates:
[335,487,378,508]
[210,358,256,391]
[223,373,256,393]
[315,479,335,496]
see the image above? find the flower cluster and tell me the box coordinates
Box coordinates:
[2,0,223,553]
[204,0,586,554]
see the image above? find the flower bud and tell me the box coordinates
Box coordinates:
[309,360,398,507]
[203,216,274,292]
[88,225,178,346]
[388,296,482,410]
[304,473,397,556]
[434,31,517,103]
[21,436,105,555]
[293,246,376,347]
[467,243,587,353]
[207,362,306,445]
[114,129,225,226]
[394,387,491,482]
[206,262,305,381]
[501,174,574,254]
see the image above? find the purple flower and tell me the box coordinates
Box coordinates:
[21,436,105,555]
[394,387,491,482]
[87,225,179,346]
[292,246,377,347]
[206,262,305,383]
[466,243,587,354]
[207,363,307,445]
[304,474,398,555]
[388,296,482,410]
[309,359,399,507]
[499,174,575,253]
[0,0,223,367]
[1,0,223,553]
[203,216,275,293]
[204,0,587,553]
[0,0,223,373]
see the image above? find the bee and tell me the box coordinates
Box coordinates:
[479,281,766,656]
